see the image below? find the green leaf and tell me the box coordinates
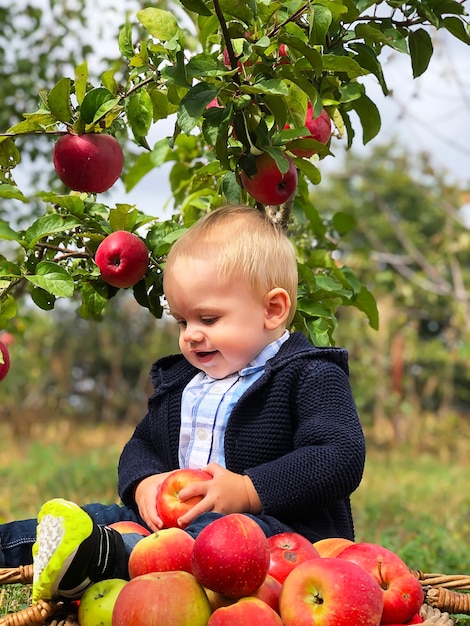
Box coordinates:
[350,43,388,96]
[178,0,213,16]
[221,171,241,204]
[80,88,119,125]
[322,54,369,78]
[25,261,75,297]
[118,22,135,58]
[48,78,73,123]
[24,215,83,248]
[79,283,108,320]
[109,205,140,232]
[351,285,379,329]
[442,16,470,45]
[0,185,27,203]
[137,8,180,41]
[178,83,220,134]
[127,90,154,139]
[310,4,333,45]
[8,112,57,134]
[186,53,227,78]
[31,287,56,310]
[409,28,433,78]
[0,139,21,171]
[0,295,17,328]
[349,94,381,144]
[293,157,322,185]
[124,138,171,192]
[0,261,22,276]
[74,62,88,105]
[0,221,21,242]
[241,79,290,96]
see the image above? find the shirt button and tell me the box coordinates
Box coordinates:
[197,428,208,440]
[212,386,222,393]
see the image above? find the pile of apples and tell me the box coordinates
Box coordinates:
[77,469,425,626]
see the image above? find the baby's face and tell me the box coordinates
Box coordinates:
[164,256,274,378]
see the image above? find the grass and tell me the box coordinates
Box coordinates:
[1,422,470,622]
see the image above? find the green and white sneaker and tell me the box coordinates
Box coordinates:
[32,498,128,602]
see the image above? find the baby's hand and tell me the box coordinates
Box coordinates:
[176,463,261,528]
[134,472,172,532]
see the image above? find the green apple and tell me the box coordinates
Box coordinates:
[78,578,128,626]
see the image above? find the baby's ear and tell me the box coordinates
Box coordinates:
[264,288,291,330]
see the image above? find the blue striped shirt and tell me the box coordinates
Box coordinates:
[178,331,289,469]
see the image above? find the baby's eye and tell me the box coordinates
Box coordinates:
[201,317,218,325]
[176,319,187,328]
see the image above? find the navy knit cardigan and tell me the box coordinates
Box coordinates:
[118,332,365,542]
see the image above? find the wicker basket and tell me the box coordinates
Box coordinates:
[0,566,468,626]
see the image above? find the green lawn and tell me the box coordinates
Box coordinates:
[1,423,470,623]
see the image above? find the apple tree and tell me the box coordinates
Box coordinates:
[1,0,469,346]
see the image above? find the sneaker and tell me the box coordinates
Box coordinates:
[32,498,128,602]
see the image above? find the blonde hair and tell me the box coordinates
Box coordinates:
[165,205,298,324]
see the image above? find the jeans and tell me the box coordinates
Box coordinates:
[0,503,279,568]
[0,502,147,567]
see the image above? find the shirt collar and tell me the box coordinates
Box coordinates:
[239,330,289,377]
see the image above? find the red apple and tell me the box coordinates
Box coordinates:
[240,152,298,205]
[128,527,195,578]
[385,616,424,626]
[0,341,11,382]
[111,571,211,626]
[156,468,212,529]
[286,104,332,158]
[205,573,282,614]
[191,513,270,598]
[95,230,149,288]
[53,133,124,193]
[267,531,320,584]
[208,597,284,625]
[337,542,424,625]
[251,574,282,613]
[279,557,384,626]
[108,521,151,536]
[78,578,127,626]
[312,537,354,557]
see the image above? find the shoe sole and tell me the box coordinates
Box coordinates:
[32,498,93,602]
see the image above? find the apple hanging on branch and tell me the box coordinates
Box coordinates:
[95,231,149,289]
[240,151,298,206]
[53,133,124,194]
[0,340,11,382]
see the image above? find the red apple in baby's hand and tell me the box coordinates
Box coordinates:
[128,527,195,578]
[53,133,124,193]
[108,521,151,536]
[156,468,212,529]
[111,571,211,626]
[95,231,149,288]
[279,557,384,626]
[191,513,270,598]
[0,341,11,382]
[208,597,284,625]
[240,152,298,205]
[267,531,320,584]
[337,542,424,625]
[312,536,354,557]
